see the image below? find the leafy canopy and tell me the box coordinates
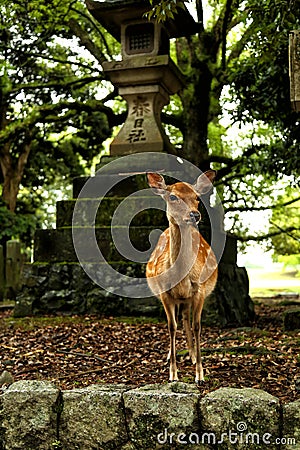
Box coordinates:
[0,0,299,253]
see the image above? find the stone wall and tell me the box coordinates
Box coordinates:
[0,381,299,449]
[14,261,254,327]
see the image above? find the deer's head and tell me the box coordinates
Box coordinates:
[147,170,216,227]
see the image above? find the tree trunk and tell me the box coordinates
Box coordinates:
[176,34,219,171]
[180,63,213,170]
[0,138,32,212]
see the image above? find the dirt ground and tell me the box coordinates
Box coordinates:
[0,298,299,404]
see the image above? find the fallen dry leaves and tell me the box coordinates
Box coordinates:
[0,300,299,404]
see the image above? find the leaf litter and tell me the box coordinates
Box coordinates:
[0,300,299,404]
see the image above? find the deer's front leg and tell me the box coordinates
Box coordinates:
[193,295,205,384]
[182,303,196,364]
[161,295,178,382]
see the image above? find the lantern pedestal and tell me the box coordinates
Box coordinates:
[110,86,172,154]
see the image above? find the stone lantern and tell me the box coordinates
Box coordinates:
[86,0,198,154]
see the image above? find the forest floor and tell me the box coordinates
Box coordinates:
[0,296,299,404]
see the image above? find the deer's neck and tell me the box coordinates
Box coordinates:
[169,223,197,267]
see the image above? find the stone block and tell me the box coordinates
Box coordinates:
[72,174,148,199]
[0,371,14,387]
[59,384,129,450]
[199,387,280,449]
[283,400,300,449]
[56,197,167,228]
[33,226,161,263]
[123,382,201,450]
[15,262,162,317]
[283,309,300,331]
[0,380,61,450]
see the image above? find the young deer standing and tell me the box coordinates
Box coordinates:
[146,170,218,384]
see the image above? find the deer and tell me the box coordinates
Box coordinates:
[146,170,218,384]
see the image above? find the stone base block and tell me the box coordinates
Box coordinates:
[59,384,129,450]
[123,383,201,450]
[283,400,300,449]
[283,309,300,331]
[199,387,280,449]
[1,382,298,450]
[0,380,61,450]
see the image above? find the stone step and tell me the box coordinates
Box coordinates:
[56,197,168,228]
[95,153,195,173]
[72,175,147,199]
[72,171,193,199]
[34,226,163,263]
[34,225,236,265]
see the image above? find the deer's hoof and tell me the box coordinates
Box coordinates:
[169,374,179,382]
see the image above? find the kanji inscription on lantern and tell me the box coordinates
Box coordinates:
[127,126,146,143]
[132,96,150,116]
[127,96,150,143]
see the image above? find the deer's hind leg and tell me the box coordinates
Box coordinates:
[192,293,205,384]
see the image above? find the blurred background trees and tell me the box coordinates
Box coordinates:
[0,0,299,262]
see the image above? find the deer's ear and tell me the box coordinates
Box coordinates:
[194,170,216,195]
[147,172,167,195]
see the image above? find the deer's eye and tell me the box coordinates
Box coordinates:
[169,194,178,201]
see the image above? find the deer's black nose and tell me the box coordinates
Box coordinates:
[189,211,200,223]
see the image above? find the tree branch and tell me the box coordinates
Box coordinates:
[221,0,233,70]
[161,112,184,133]
[227,20,256,64]
[236,227,299,243]
[269,221,300,243]
[195,0,204,31]
[209,154,235,165]
[0,99,117,144]
[210,145,258,180]
[9,76,104,95]
[68,18,108,65]
[70,5,114,59]
[211,0,235,60]
[26,52,94,71]
[225,196,300,213]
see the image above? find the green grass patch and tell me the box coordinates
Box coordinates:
[111,316,163,325]
[3,314,163,331]
[250,287,300,297]
[3,315,95,330]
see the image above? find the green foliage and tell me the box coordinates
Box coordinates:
[145,0,188,21]
[270,192,300,256]
[0,201,38,247]
[226,0,300,181]
[0,0,299,251]
[0,0,114,233]
[277,254,300,276]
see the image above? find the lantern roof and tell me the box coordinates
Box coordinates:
[86,0,199,41]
